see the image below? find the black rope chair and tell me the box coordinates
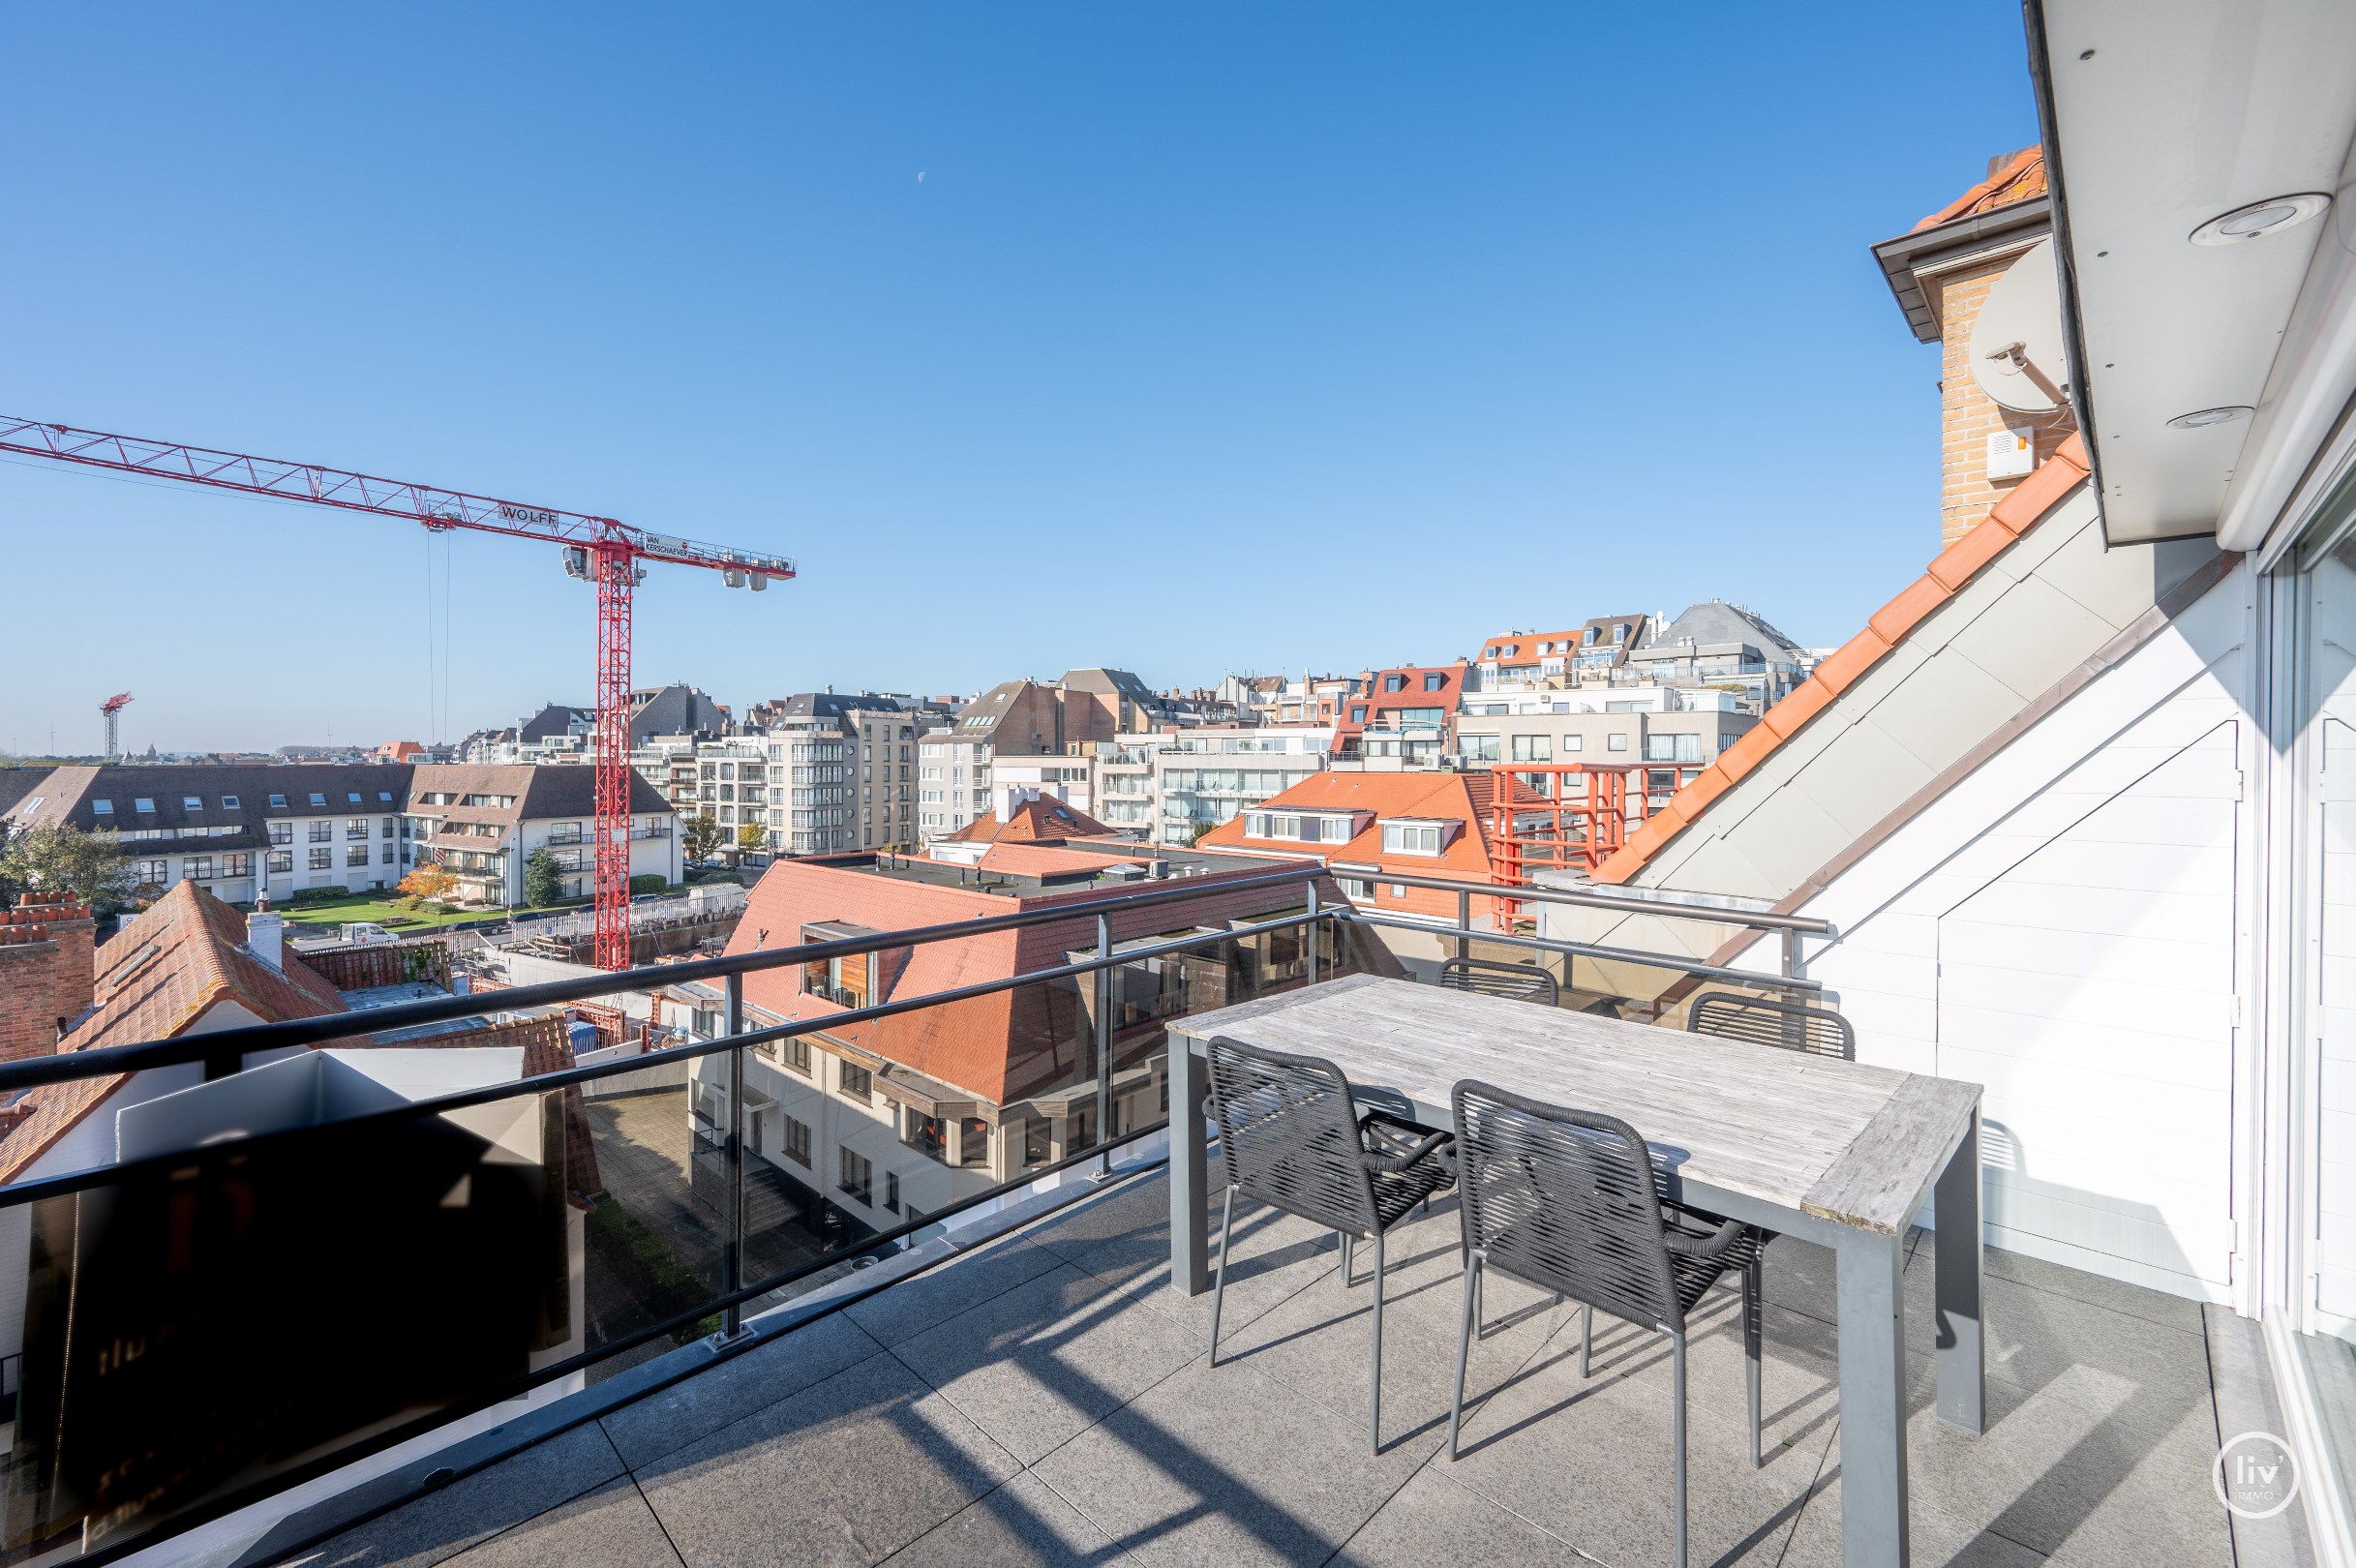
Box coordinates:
[1204,1035,1457,1452]
[1686,990,1856,1061]
[1444,1080,1765,1568]
[1435,955,1560,1007]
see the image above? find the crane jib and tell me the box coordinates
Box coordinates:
[1,412,794,973]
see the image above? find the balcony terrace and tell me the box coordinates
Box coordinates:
[0,869,2319,1568]
[285,1153,2280,1568]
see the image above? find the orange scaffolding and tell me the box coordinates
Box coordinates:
[1484,762,1651,922]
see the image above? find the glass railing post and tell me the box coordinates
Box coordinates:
[1306,881,1319,986]
[1094,912,1114,1178]
[720,971,747,1341]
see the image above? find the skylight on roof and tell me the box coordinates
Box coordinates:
[221,795,239,808]
[90,799,111,814]
[347,793,362,804]
[135,798,155,813]
[309,793,326,806]
[268,794,287,809]
[183,796,202,810]
[378,792,393,803]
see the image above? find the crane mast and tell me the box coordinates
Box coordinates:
[2,416,794,969]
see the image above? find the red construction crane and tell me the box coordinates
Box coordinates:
[99,692,135,761]
[3,416,794,969]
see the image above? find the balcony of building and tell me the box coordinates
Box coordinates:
[282,1145,2278,1568]
[0,867,2314,1568]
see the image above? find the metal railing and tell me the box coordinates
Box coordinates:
[0,861,1831,1567]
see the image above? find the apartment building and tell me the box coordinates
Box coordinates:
[1,763,415,905]
[1328,662,1469,768]
[675,696,944,856]
[707,839,1348,1242]
[1089,726,1333,846]
[1197,769,1538,935]
[405,764,678,904]
[1454,696,1756,812]
[1622,599,1811,711]
[1211,673,1284,725]
[917,679,1064,840]
[1471,615,1654,691]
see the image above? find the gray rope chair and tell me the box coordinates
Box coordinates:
[1204,1035,1457,1452]
[1444,1079,1765,1568]
[1435,955,1560,1006]
[1686,990,1856,1061]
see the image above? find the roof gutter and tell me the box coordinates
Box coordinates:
[2020,0,2106,530]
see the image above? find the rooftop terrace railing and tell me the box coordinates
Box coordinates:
[0,861,1830,1566]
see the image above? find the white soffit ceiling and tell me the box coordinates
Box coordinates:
[2042,0,2356,544]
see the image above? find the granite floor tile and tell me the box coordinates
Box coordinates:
[1783,1361,2233,1568]
[890,1262,1202,1464]
[847,1233,1067,1349]
[1327,1466,1585,1567]
[1027,1353,1433,1568]
[634,1351,1020,1568]
[309,1422,629,1568]
[1209,1225,1572,1450]
[1440,1325,1830,1568]
[599,1311,887,1470]
[436,1480,682,1568]
[880,1471,1129,1567]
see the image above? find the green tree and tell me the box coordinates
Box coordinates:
[0,823,136,915]
[523,847,565,908]
[736,822,769,854]
[681,814,726,861]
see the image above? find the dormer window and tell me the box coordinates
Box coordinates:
[1378,818,1453,856]
[1243,809,1361,844]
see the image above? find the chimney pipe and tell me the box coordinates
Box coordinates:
[247,891,286,974]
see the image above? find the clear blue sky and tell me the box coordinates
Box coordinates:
[1,3,2039,756]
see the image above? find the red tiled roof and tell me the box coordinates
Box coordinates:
[947,797,1117,844]
[727,858,1323,1106]
[1593,435,2090,885]
[1477,630,1586,666]
[1913,147,2047,232]
[0,883,363,1182]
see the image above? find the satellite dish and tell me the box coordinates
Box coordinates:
[1967,236,2068,414]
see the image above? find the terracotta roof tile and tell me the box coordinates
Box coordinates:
[1913,147,2046,233]
[947,797,1117,844]
[1592,435,2090,886]
[0,883,364,1182]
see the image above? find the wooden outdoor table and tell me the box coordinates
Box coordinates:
[1165,974,1984,1568]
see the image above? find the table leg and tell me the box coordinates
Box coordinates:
[1835,1231,1909,1567]
[1167,1036,1210,1295]
[1933,1106,1984,1434]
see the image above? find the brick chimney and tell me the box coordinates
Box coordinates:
[0,924,62,1064]
[12,893,95,1040]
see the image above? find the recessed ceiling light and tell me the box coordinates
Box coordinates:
[2190,193,2331,246]
[2165,406,2251,430]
